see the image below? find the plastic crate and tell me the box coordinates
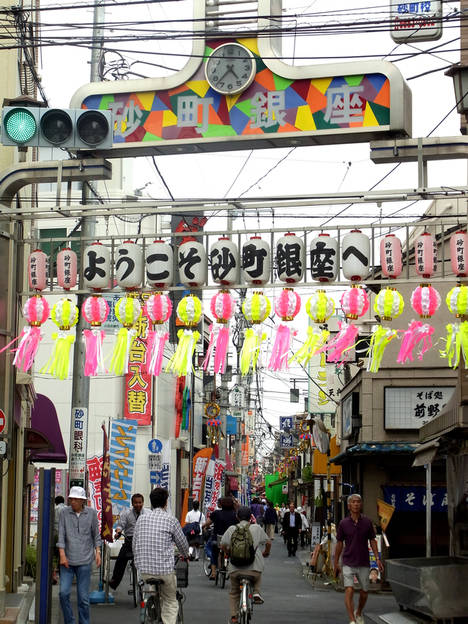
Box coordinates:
[175,558,188,588]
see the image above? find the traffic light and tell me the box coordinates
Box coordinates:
[1,107,113,149]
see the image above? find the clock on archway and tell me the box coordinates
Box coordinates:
[205,42,256,95]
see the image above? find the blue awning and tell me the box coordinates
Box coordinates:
[29,394,67,463]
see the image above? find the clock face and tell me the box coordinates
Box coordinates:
[205,43,256,95]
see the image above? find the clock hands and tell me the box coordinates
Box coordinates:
[219,63,239,82]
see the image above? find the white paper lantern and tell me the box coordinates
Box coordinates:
[83,242,110,291]
[210,237,239,286]
[276,232,304,284]
[309,232,338,282]
[380,234,403,279]
[414,232,437,279]
[57,248,77,290]
[450,230,468,278]
[342,230,370,282]
[115,240,143,290]
[242,236,270,286]
[28,249,48,292]
[178,239,207,287]
[145,239,173,288]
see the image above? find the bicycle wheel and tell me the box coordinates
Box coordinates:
[144,595,161,624]
[215,569,220,586]
[131,562,138,608]
[220,570,226,589]
[176,592,184,624]
[201,550,211,577]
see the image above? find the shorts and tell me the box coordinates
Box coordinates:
[342,565,370,592]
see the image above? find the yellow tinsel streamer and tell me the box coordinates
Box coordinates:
[441,321,468,369]
[40,332,75,380]
[240,327,266,375]
[289,327,330,365]
[166,329,200,376]
[110,327,137,376]
[366,326,398,373]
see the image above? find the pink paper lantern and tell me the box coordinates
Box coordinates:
[340,285,369,320]
[143,292,172,325]
[28,249,48,292]
[210,290,236,323]
[82,295,109,326]
[274,288,301,321]
[414,232,437,279]
[57,248,78,290]
[12,295,50,372]
[380,234,402,279]
[23,295,50,326]
[410,284,441,318]
[450,230,468,278]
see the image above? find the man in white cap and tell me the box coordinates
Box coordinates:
[57,486,101,624]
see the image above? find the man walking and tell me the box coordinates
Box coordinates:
[57,486,101,624]
[221,505,271,624]
[282,502,302,557]
[109,493,149,590]
[133,488,189,624]
[334,494,384,624]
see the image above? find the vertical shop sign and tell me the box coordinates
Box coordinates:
[87,455,103,528]
[124,310,152,426]
[69,407,88,487]
[206,460,226,514]
[110,419,138,517]
[192,447,212,502]
[149,438,171,491]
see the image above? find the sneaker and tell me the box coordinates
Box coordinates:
[355,614,364,624]
[253,593,264,604]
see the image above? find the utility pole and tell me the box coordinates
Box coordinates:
[68,0,105,488]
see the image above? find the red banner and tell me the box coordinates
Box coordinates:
[101,424,113,542]
[124,313,152,426]
[192,448,212,502]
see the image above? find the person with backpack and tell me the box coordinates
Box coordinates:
[183,500,205,561]
[221,505,271,624]
[203,496,238,580]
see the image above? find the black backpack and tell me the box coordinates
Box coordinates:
[230,524,255,567]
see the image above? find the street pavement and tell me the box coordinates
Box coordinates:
[51,535,399,624]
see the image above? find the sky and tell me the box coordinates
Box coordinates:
[36,0,468,456]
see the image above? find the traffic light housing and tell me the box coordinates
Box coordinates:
[1,107,113,149]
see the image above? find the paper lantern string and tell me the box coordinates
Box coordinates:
[324,321,359,364]
[81,295,109,376]
[289,327,329,366]
[9,295,50,372]
[41,299,78,379]
[166,329,200,376]
[143,292,172,377]
[268,288,301,372]
[240,326,267,375]
[397,321,434,364]
[441,322,468,369]
[367,326,398,373]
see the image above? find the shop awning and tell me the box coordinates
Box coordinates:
[412,437,440,467]
[266,477,288,488]
[29,394,67,463]
[331,442,418,465]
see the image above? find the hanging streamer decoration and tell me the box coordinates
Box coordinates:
[81,295,109,376]
[397,284,440,364]
[203,290,236,374]
[442,284,468,368]
[268,288,301,372]
[11,295,50,372]
[166,294,202,377]
[240,291,271,375]
[327,285,369,364]
[143,292,172,377]
[290,326,329,366]
[41,298,79,379]
[368,288,404,373]
[109,295,141,375]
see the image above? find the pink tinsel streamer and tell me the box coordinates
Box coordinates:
[203,324,230,374]
[268,324,296,371]
[83,329,106,376]
[12,326,42,372]
[397,321,434,364]
[324,321,359,364]
[146,327,169,376]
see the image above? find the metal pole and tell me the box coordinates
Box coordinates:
[425,462,432,558]
[69,0,104,488]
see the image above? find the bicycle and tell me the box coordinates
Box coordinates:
[201,541,212,577]
[215,550,229,589]
[128,557,138,608]
[138,577,184,624]
[237,574,255,624]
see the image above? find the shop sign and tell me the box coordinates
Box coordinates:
[124,312,152,426]
[383,485,447,512]
[391,1,442,43]
[384,386,455,429]
[109,419,138,515]
[69,407,88,487]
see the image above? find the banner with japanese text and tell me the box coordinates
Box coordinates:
[192,447,212,502]
[202,455,216,514]
[383,485,447,512]
[87,454,103,528]
[110,419,138,518]
[206,459,226,515]
[149,437,171,493]
[124,311,152,426]
[101,424,113,542]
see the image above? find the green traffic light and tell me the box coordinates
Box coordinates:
[4,108,37,143]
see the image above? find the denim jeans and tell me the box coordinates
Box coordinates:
[59,563,92,624]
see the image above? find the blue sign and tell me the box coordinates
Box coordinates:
[280,433,294,448]
[226,414,238,436]
[148,438,162,454]
[280,416,294,431]
[383,486,447,512]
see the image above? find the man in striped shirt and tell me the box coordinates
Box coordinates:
[133,488,189,624]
